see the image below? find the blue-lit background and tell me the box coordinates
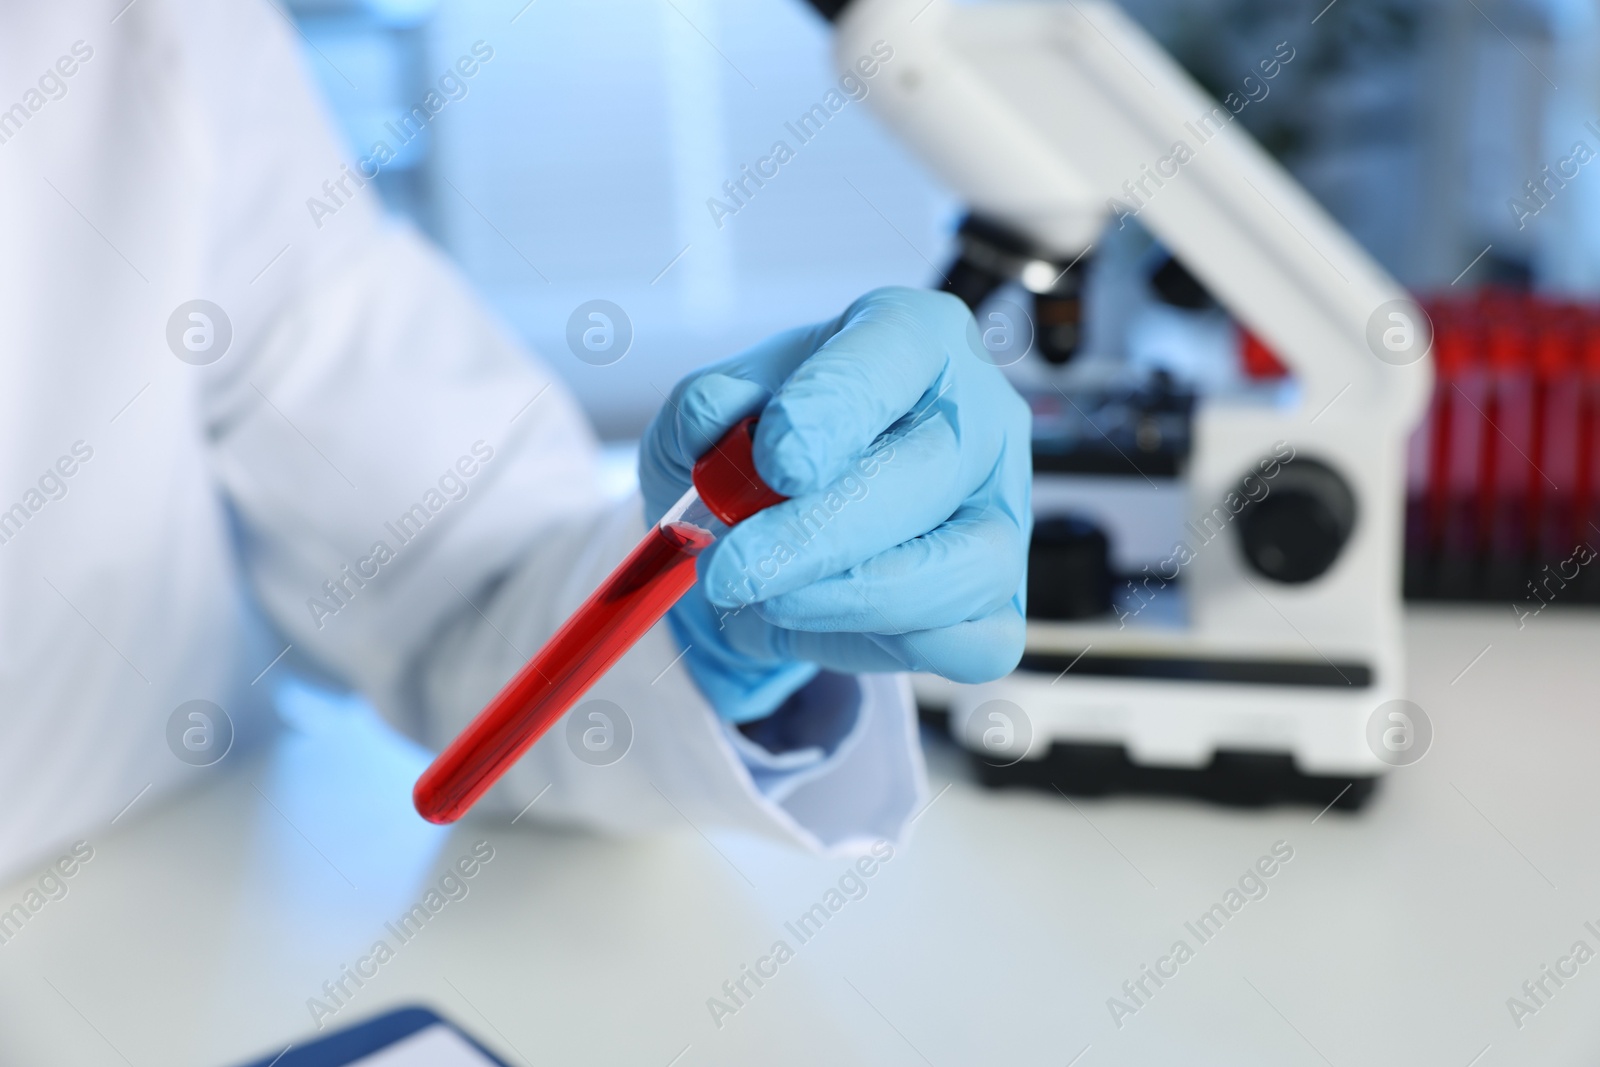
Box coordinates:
[285,0,1600,438]
[287,0,953,438]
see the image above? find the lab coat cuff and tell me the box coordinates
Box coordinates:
[719,671,870,805]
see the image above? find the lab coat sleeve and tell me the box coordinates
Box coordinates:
[178,0,927,852]
[415,496,928,852]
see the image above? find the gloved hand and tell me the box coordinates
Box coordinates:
[640,286,1032,723]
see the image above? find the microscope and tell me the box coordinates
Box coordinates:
[806,0,1432,806]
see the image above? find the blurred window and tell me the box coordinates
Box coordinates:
[290,0,955,438]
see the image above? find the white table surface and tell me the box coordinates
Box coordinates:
[2,606,1598,1067]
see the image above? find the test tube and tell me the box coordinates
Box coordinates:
[412,417,785,824]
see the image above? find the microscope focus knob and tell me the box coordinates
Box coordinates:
[1235,457,1356,584]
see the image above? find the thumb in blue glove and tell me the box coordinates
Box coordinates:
[640,286,1032,723]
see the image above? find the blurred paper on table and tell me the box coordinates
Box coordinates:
[348,1025,499,1067]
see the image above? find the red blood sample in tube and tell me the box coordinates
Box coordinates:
[413,417,783,824]
[412,520,713,824]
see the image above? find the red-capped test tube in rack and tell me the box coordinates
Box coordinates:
[1408,290,1600,601]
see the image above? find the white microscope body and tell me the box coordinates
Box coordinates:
[829,0,1433,785]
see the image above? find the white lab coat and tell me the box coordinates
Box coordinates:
[0,0,925,882]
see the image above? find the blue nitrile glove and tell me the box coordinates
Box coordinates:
[640,286,1032,723]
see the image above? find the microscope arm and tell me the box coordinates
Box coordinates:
[827,0,1432,424]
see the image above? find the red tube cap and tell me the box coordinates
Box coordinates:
[692,416,788,526]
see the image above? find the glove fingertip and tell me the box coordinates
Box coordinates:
[761,435,826,495]
[753,405,839,495]
[674,374,769,458]
[700,541,756,610]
